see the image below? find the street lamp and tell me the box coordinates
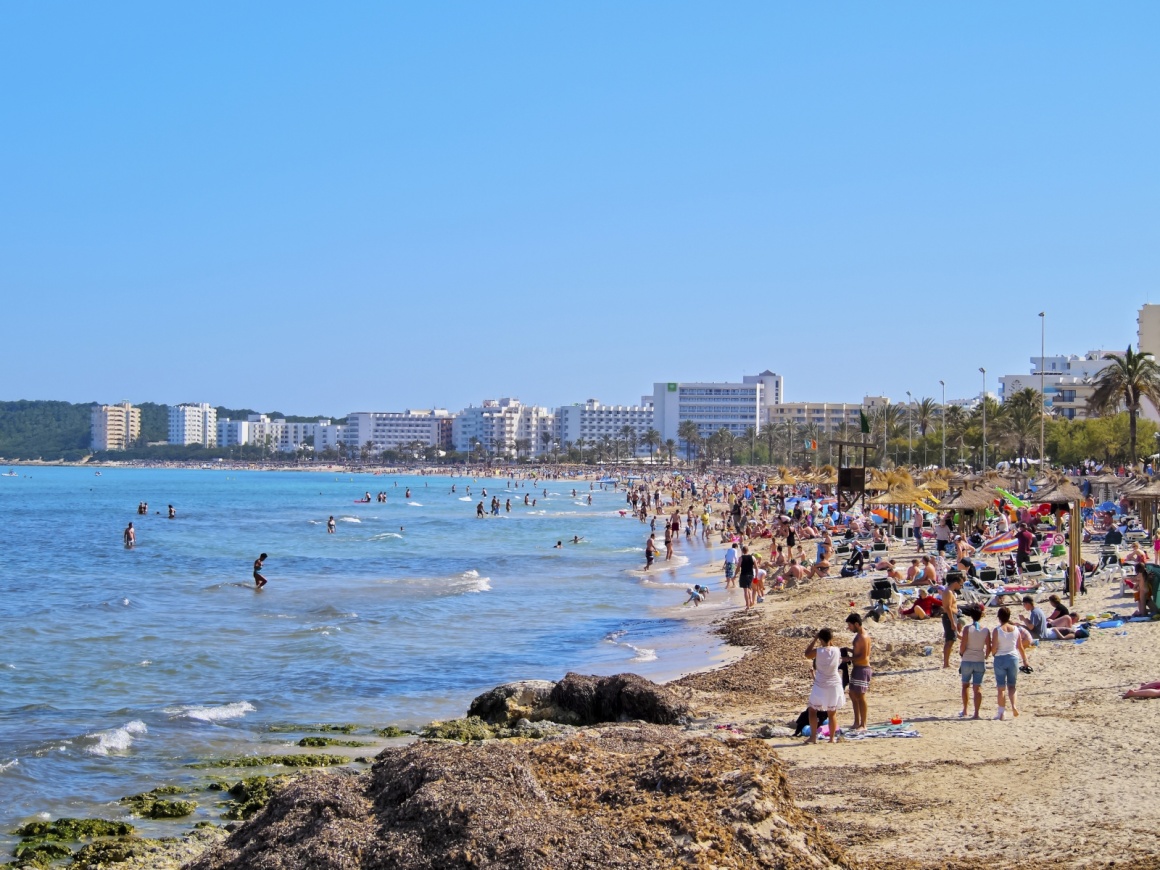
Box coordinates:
[906,390,913,466]
[1039,311,1046,467]
[979,367,987,470]
[939,380,946,468]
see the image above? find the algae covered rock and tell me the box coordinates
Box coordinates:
[296,737,370,748]
[372,726,409,738]
[418,716,495,741]
[121,786,197,819]
[222,775,292,821]
[11,819,134,841]
[189,754,350,769]
[466,679,557,725]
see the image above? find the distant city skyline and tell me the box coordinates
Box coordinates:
[2,4,1157,412]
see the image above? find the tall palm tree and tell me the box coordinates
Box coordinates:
[619,425,637,460]
[1087,346,1160,465]
[763,423,777,466]
[677,420,700,462]
[942,405,967,466]
[913,397,937,466]
[575,437,586,464]
[744,425,758,465]
[999,388,1043,466]
[641,428,661,464]
[664,438,676,466]
[539,430,553,460]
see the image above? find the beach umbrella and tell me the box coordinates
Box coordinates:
[1097,500,1118,513]
[981,534,1018,553]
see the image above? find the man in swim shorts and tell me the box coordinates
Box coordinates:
[253,553,268,588]
[123,522,135,549]
[644,533,656,570]
[941,574,963,668]
[723,543,738,587]
[846,613,872,731]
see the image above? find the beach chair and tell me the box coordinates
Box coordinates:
[1019,560,1046,584]
[867,577,900,621]
[872,541,888,553]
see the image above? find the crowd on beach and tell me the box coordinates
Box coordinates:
[616,463,1160,741]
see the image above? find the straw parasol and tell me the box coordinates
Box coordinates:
[936,487,1000,513]
[1032,474,1083,506]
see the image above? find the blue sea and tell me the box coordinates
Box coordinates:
[0,467,729,843]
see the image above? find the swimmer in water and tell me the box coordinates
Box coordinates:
[572,535,583,544]
[168,504,176,519]
[327,515,336,534]
[554,541,563,548]
[253,553,268,589]
[124,522,135,549]
[405,489,411,498]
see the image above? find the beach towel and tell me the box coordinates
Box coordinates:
[843,725,921,740]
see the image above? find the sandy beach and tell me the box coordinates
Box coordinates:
[668,529,1160,869]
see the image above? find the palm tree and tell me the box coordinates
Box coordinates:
[999,388,1043,466]
[1087,346,1160,465]
[539,430,553,460]
[678,420,700,462]
[514,437,532,460]
[763,423,777,466]
[619,425,637,461]
[641,428,661,464]
[575,437,586,464]
[942,405,968,466]
[664,438,676,466]
[914,397,938,466]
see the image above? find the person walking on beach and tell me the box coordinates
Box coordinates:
[804,628,844,743]
[738,545,756,609]
[723,543,738,588]
[846,613,871,731]
[123,522,135,549]
[958,604,991,719]
[327,515,336,534]
[912,510,925,552]
[664,523,673,561]
[644,533,656,571]
[940,574,963,668]
[991,606,1031,720]
[253,553,268,589]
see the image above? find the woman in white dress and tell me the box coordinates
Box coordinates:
[805,628,845,743]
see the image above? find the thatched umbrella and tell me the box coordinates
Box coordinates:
[936,487,999,513]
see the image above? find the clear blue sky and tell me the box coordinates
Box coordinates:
[2,3,1157,415]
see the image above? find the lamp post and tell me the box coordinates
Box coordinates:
[906,390,913,466]
[939,380,946,468]
[1039,311,1046,468]
[979,367,987,470]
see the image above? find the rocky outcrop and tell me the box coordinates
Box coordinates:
[466,680,559,724]
[549,672,691,726]
[184,724,849,870]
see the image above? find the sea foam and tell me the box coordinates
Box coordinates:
[82,720,147,756]
[167,701,256,723]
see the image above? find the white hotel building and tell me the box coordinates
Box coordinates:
[555,399,654,455]
[452,399,554,457]
[651,371,783,442]
[343,410,454,453]
[168,403,217,447]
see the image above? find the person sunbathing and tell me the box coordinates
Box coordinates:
[808,557,831,580]
[901,587,941,620]
[1123,680,1160,699]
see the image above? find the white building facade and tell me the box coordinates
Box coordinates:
[168,403,217,447]
[91,402,141,451]
[343,410,454,453]
[452,399,554,457]
[651,371,783,443]
[998,352,1116,421]
[555,400,654,455]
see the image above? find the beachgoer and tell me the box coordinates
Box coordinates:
[253,553,268,589]
[846,613,871,731]
[1015,522,1035,570]
[991,606,1032,720]
[1123,680,1160,699]
[913,510,925,552]
[327,515,336,534]
[644,533,656,570]
[723,543,738,587]
[1018,595,1047,640]
[554,541,563,549]
[958,604,991,719]
[941,574,964,668]
[739,545,756,608]
[123,522,135,549]
[804,628,845,743]
[684,587,703,606]
[901,587,939,620]
[476,501,485,518]
[168,504,176,519]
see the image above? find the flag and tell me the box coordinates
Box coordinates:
[859,411,870,434]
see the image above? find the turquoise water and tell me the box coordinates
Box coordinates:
[0,467,723,837]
